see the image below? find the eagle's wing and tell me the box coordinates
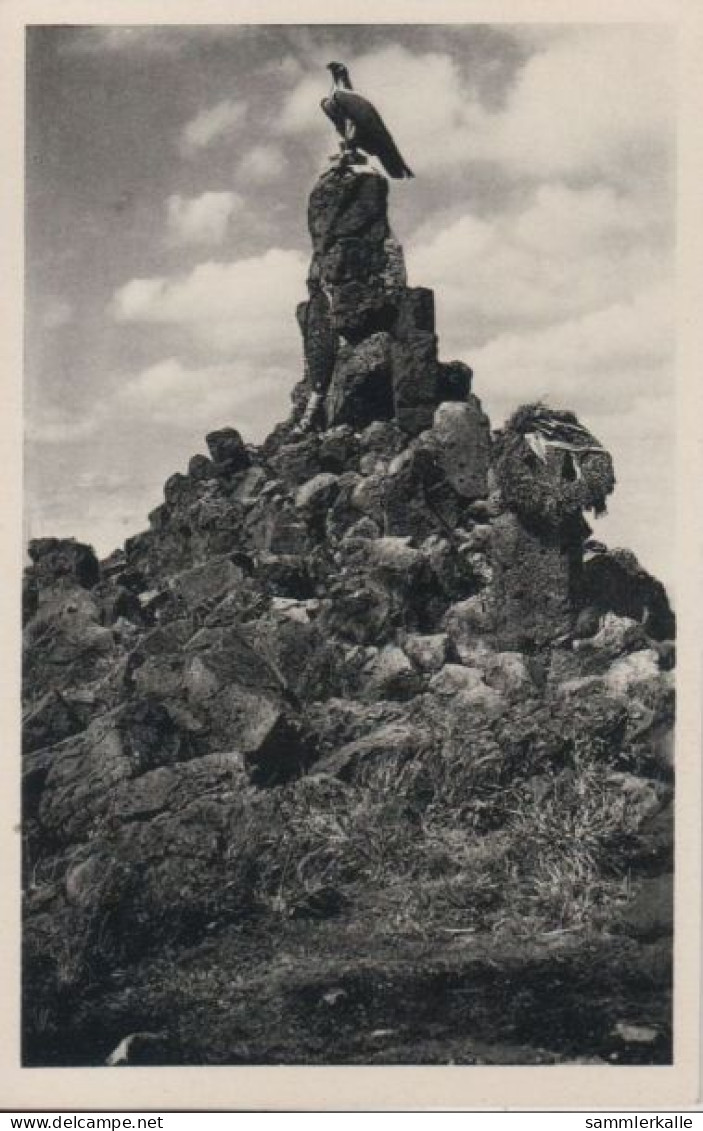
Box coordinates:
[333,90,413,179]
[321,97,346,139]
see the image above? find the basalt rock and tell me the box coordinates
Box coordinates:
[22,689,93,754]
[37,699,195,844]
[494,403,615,529]
[297,168,453,436]
[490,511,580,650]
[437,360,473,402]
[579,548,675,641]
[28,537,100,590]
[318,425,360,473]
[22,581,118,701]
[426,398,491,500]
[205,427,251,473]
[327,333,394,429]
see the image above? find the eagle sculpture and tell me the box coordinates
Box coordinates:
[321,62,414,179]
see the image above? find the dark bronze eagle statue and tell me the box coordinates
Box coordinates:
[321,61,414,179]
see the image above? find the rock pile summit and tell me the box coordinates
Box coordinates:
[22,166,676,1066]
[297,166,475,434]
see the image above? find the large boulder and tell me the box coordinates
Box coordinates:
[329,279,398,342]
[308,167,389,254]
[360,645,422,702]
[37,700,194,843]
[297,291,338,407]
[182,628,308,781]
[22,690,92,754]
[22,582,118,701]
[428,664,486,697]
[318,426,360,474]
[327,334,394,429]
[318,582,393,646]
[428,398,491,500]
[239,611,346,703]
[244,497,310,555]
[490,512,577,650]
[295,473,341,514]
[205,427,251,473]
[494,403,615,530]
[393,288,435,338]
[168,557,244,615]
[267,436,321,488]
[579,548,675,641]
[44,752,251,965]
[391,332,439,435]
[27,538,100,590]
[381,445,451,541]
[402,632,455,673]
[436,360,472,402]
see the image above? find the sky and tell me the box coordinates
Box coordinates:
[25,23,676,593]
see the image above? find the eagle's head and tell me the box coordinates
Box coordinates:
[326,61,352,89]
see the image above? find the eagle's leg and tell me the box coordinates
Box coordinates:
[342,118,360,158]
[339,118,367,167]
[330,123,351,166]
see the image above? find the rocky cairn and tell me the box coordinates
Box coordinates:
[22,167,675,1066]
[297,167,476,435]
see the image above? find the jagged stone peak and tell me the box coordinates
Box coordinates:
[295,162,479,441]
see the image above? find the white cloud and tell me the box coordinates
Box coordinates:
[409,183,674,429]
[263,54,306,83]
[72,470,131,493]
[278,29,674,181]
[408,181,672,348]
[592,392,675,585]
[42,299,73,330]
[278,75,331,137]
[25,351,297,560]
[117,356,292,433]
[111,247,307,356]
[236,144,286,183]
[476,27,675,180]
[24,472,163,560]
[180,99,247,156]
[60,27,184,56]
[25,415,102,445]
[470,287,673,419]
[166,191,243,246]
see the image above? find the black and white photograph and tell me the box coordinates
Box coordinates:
[8,6,701,1110]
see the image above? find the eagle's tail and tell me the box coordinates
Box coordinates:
[382,151,414,179]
